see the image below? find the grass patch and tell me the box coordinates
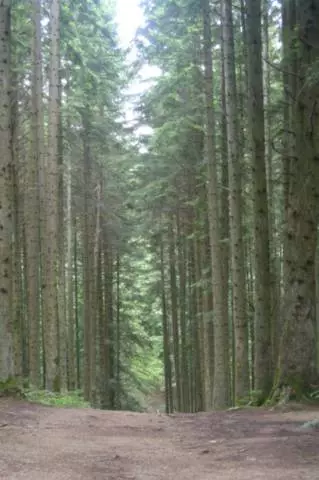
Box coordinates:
[25,389,90,408]
[0,377,25,398]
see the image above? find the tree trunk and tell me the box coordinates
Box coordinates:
[220,41,231,404]
[90,179,101,405]
[176,209,189,411]
[82,111,93,401]
[66,150,75,390]
[278,0,319,394]
[42,0,60,391]
[74,220,81,389]
[246,0,272,399]
[222,0,250,402]
[202,0,230,408]
[0,0,14,381]
[26,0,44,388]
[115,253,121,409]
[160,232,173,414]
[168,217,182,411]
[11,66,23,378]
[200,231,214,409]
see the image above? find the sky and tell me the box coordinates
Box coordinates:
[115,0,160,135]
[115,0,144,50]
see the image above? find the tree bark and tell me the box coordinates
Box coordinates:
[278,0,319,394]
[222,0,250,402]
[202,0,230,408]
[168,217,182,411]
[246,0,272,399]
[0,0,14,381]
[26,0,43,388]
[42,0,60,391]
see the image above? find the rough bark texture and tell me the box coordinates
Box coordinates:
[66,152,75,390]
[26,0,43,388]
[263,0,280,370]
[278,0,319,394]
[0,0,14,381]
[202,0,230,408]
[160,234,173,414]
[81,110,96,401]
[222,0,250,402]
[246,0,272,399]
[176,210,189,411]
[11,68,23,378]
[42,0,60,391]
[200,233,214,409]
[168,219,182,411]
[220,43,231,403]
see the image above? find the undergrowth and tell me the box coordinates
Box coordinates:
[25,389,90,408]
[0,377,89,408]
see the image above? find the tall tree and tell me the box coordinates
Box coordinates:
[222,0,249,402]
[278,0,319,395]
[26,0,43,388]
[42,0,60,391]
[0,0,14,381]
[202,0,230,408]
[245,0,272,399]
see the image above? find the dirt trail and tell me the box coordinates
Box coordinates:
[0,399,318,479]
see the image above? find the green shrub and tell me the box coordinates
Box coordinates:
[25,389,89,408]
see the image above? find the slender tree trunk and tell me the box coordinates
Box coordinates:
[90,180,101,405]
[115,253,121,409]
[194,236,204,411]
[220,42,231,404]
[0,0,14,380]
[246,0,272,400]
[11,66,23,378]
[100,234,111,409]
[97,245,105,407]
[74,220,81,389]
[200,231,214,409]
[263,0,279,370]
[66,150,75,390]
[281,0,297,312]
[108,246,115,410]
[160,232,173,414]
[168,217,182,411]
[82,111,92,401]
[58,176,67,391]
[222,0,250,402]
[202,0,230,408]
[26,0,44,388]
[42,0,60,391]
[246,238,255,390]
[176,210,189,411]
[316,243,319,376]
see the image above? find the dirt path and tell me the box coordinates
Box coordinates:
[0,400,318,479]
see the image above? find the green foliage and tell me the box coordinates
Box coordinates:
[310,388,319,401]
[118,233,164,408]
[25,390,89,408]
[248,390,265,407]
[300,419,319,430]
[0,377,25,398]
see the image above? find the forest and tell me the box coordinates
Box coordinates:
[0,0,319,414]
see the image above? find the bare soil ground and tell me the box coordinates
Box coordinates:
[0,399,318,479]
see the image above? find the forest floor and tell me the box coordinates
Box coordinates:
[0,399,318,479]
